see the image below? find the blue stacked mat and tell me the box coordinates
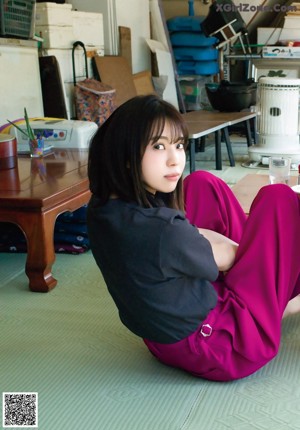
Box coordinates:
[167,14,219,77]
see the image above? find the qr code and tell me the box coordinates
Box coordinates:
[2,392,38,428]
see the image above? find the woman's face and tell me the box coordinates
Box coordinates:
[141,122,186,195]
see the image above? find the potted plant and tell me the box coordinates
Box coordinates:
[7,108,44,157]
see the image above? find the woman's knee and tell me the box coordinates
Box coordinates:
[249,184,300,230]
[254,184,297,209]
[184,170,211,182]
[184,171,223,190]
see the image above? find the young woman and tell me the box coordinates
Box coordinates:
[87,94,300,382]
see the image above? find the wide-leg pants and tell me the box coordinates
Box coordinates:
[144,171,300,381]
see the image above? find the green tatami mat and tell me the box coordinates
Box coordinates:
[1,251,300,430]
[1,252,27,287]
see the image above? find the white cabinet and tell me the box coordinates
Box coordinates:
[0,39,44,127]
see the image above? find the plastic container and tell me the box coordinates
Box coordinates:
[177,60,219,76]
[0,0,36,39]
[35,2,73,26]
[205,80,257,112]
[173,46,218,61]
[179,75,212,110]
[0,134,17,169]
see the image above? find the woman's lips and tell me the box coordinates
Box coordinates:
[164,173,180,181]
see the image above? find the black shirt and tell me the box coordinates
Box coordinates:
[87,196,219,344]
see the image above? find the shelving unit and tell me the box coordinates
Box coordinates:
[166,1,219,111]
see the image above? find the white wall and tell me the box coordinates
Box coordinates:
[66,0,151,74]
[115,0,151,73]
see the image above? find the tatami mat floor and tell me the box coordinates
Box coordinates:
[184,134,298,184]
[1,138,300,430]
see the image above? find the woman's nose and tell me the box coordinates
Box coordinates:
[167,148,179,165]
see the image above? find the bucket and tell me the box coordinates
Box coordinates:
[0,134,17,169]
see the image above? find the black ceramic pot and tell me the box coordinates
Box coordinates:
[205,79,257,112]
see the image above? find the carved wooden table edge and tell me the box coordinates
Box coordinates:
[0,189,91,292]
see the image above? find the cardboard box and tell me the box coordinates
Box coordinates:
[257,27,300,46]
[72,11,104,47]
[36,25,74,49]
[262,46,300,58]
[283,16,300,29]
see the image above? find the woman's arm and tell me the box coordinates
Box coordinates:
[198,228,238,272]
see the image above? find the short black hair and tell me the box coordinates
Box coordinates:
[88,95,189,210]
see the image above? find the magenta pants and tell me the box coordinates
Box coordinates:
[144,171,300,381]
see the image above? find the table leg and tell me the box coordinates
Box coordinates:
[215,130,222,170]
[244,119,253,146]
[223,127,235,167]
[16,211,57,292]
[199,136,206,152]
[189,138,196,173]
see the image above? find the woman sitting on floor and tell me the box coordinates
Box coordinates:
[87,94,300,382]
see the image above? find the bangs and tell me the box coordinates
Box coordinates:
[148,114,189,148]
[168,119,189,148]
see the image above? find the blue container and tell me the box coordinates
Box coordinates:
[170,32,217,47]
[173,46,218,61]
[167,16,205,32]
[177,61,219,76]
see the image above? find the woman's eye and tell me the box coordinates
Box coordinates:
[153,143,165,150]
[177,142,185,149]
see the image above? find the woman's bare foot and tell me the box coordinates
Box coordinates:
[283,295,300,318]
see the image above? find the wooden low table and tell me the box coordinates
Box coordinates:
[0,148,90,292]
[232,174,297,214]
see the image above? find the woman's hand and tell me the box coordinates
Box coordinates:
[198,228,238,272]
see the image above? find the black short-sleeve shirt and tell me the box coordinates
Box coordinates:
[87,196,219,344]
